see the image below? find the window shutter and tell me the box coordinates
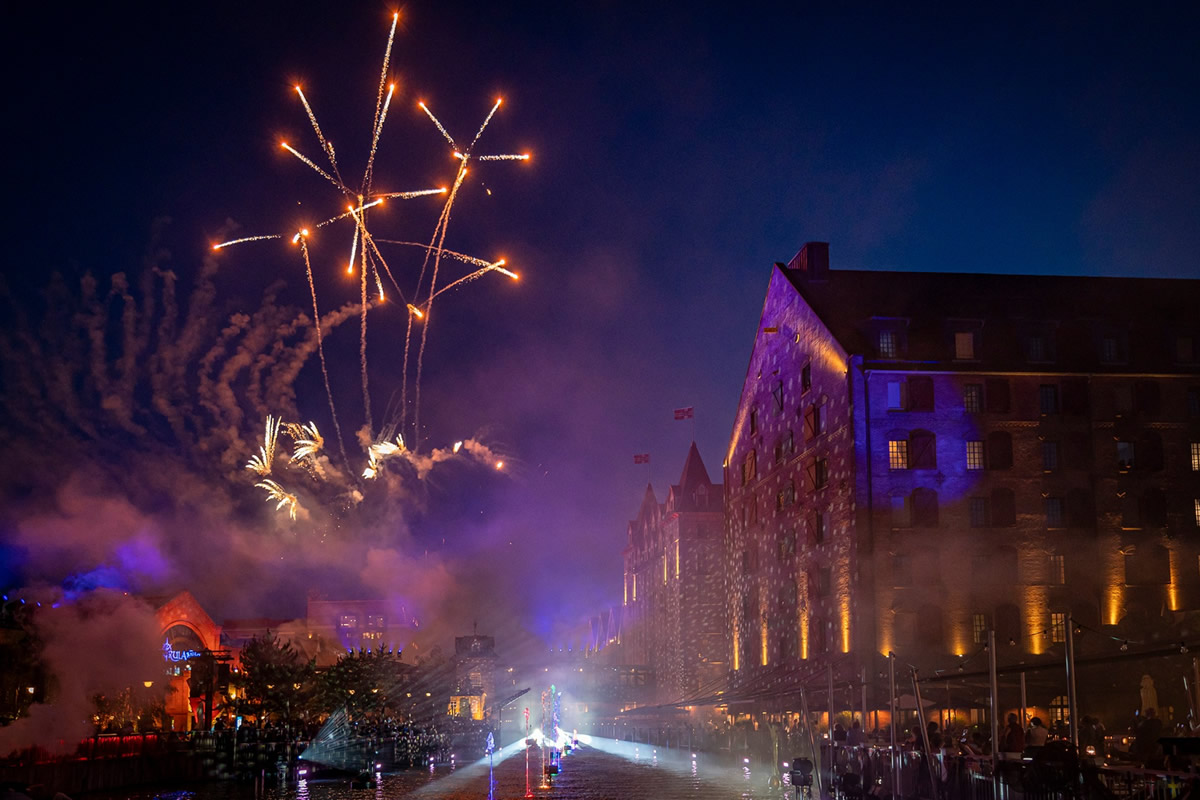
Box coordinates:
[909,377,934,411]
[1062,378,1088,415]
[991,488,1016,526]
[987,431,1013,469]
[804,406,816,439]
[909,430,937,469]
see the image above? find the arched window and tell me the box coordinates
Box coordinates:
[987,431,1013,469]
[1049,695,1070,726]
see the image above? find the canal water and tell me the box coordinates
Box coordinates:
[88,740,798,800]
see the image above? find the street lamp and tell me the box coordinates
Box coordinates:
[143,681,154,689]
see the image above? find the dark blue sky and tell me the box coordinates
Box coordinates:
[5,1,1199,639]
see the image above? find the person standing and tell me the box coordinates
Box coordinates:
[1002,714,1026,755]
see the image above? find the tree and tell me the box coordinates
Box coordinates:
[230,632,314,728]
[315,644,405,720]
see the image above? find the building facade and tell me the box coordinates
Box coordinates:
[620,443,727,704]
[724,242,1200,723]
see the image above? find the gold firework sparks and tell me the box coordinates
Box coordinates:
[256,478,299,520]
[288,421,324,462]
[246,414,282,476]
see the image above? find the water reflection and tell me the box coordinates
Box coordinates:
[91,747,797,800]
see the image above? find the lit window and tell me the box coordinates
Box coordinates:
[888,440,909,470]
[954,331,975,360]
[963,384,983,413]
[879,331,898,358]
[1050,613,1067,644]
[1042,441,1059,472]
[1195,498,1200,527]
[966,441,985,470]
[1049,555,1066,585]
[1045,497,1065,528]
[1191,442,1200,471]
[972,614,988,644]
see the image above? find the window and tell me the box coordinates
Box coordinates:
[891,495,911,528]
[972,613,988,645]
[742,549,756,575]
[778,530,797,559]
[987,431,1014,469]
[1049,695,1070,727]
[804,401,827,438]
[1177,336,1195,363]
[969,496,989,528]
[813,457,829,489]
[1192,443,1200,472]
[1042,441,1059,472]
[1050,612,1067,644]
[966,441,985,470]
[801,363,812,392]
[338,614,358,629]
[892,555,912,586]
[879,331,899,358]
[1117,440,1135,472]
[1039,384,1060,415]
[1141,489,1168,528]
[985,379,1011,413]
[813,510,828,544]
[749,409,758,434]
[1195,498,1200,527]
[776,481,795,510]
[774,437,786,465]
[1114,385,1133,415]
[909,377,935,411]
[991,488,1017,526]
[912,488,939,527]
[955,331,976,360]
[367,615,385,628]
[1189,388,1200,418]
[1045,497,1065,528]
[1101,336,1121,363]
[909,430,937,469]
[1027,335,1049,362]
[1049,555,1066,585]
[888,439,909,469]
[887,381,906,410]
[964,384,983,413]
[772,380,784,414]
[1135,382,1162,417]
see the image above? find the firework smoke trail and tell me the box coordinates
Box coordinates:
[298,237,350,470]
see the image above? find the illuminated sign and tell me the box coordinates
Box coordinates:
[163,638,201,663]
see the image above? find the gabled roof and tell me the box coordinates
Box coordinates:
[666,442,722,513]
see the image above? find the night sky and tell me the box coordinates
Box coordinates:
[4,2,1199,649]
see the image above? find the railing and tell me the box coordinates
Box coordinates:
[811,744,1200,800]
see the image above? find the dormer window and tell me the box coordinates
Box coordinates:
[879,330,899,358]
[954,331,976,360]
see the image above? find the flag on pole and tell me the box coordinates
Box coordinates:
[633,453,650,464]
[674,407,694,420]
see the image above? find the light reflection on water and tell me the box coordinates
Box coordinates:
[91,748,795,800]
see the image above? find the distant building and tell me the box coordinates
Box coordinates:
[305,595,412,666]
[450,634,496,720]
[620,443,726,704]
[725,242,1200,725]
[150,590,224,731]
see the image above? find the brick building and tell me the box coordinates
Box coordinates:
[725,242,1200,723]
[620,443,727,704]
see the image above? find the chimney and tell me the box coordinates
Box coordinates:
[786,242,830,281]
